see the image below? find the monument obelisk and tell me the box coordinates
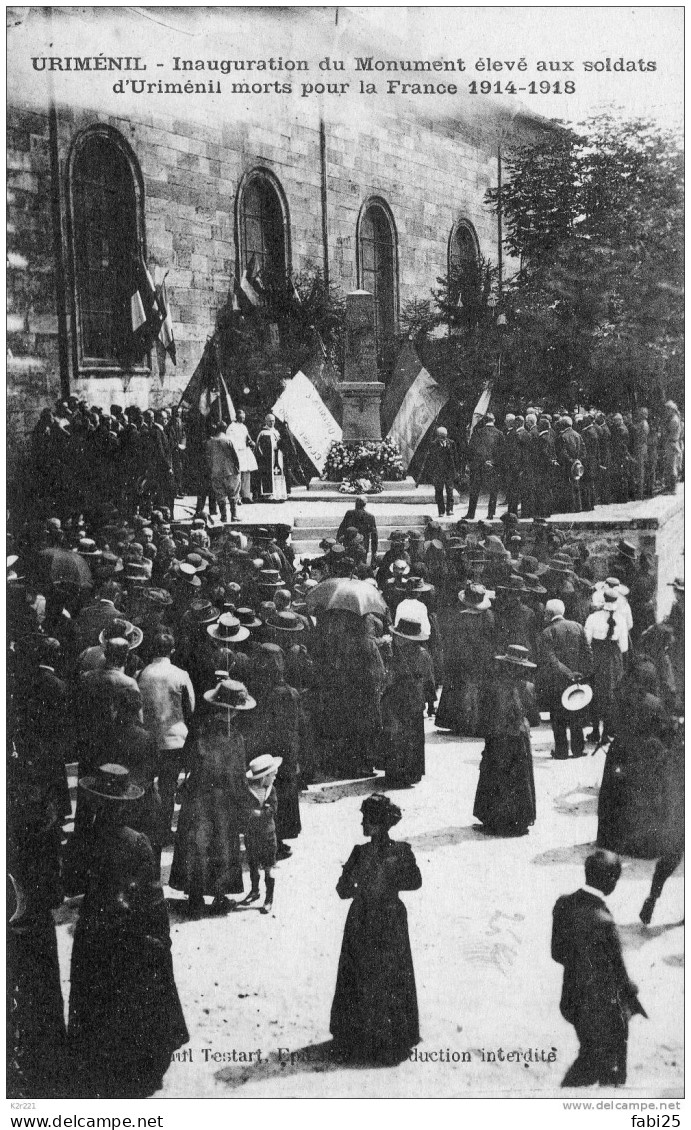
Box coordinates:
[340,290,385,442]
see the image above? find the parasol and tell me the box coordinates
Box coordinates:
[35,547,94,591]
[305,577,387,617]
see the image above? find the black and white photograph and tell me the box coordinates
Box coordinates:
[6,4,684,1109]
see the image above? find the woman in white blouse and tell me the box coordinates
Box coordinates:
[584,588,629,745]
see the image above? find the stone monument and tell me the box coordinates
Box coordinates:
[340,290,384,442]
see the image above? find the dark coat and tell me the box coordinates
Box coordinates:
[580,424,600,478]
[68,822,188,1098]
[337,508,378,557]
[468,424,504,470]
[538,617,593,703]
[555,427,585,476]
[420,438,459,485]
[551,888,643,1032]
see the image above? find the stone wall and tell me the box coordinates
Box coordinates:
[7,96,540,465]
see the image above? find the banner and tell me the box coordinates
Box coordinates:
[272,370,342,474]
[387,367,446,469]
[470,382,492,436]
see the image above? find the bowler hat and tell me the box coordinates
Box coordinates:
[518,555,548,577]
[203,678,256,711]
[79,763,144,802]
[522,573,547,595]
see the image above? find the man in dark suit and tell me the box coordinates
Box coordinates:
[552,850,646,1087]
[555,416,585,513]
[419,426,460,517]
[337,496,378,562]
[538,598,593,758]
[465,413,505,520]
[579,413,601,512]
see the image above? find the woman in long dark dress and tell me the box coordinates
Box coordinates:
[330,794,422,1064]
[245,643,302,858]
[473,647,537,836]
[169,679,255,915]
[380,618,435,787]
[597,659,676,858]
[68,764,188,1098]
[7,774,67,1099]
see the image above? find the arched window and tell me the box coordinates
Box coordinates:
[237,170,289,289]
[69,127,146,369]
[357,198,398,350]
[448,219,480,309]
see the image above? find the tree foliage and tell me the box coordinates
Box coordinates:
[486,114,684,410]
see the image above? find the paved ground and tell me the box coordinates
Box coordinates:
[56,719,683,1099]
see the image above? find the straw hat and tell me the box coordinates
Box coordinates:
[207,613,250,643]
[246,753,283,780]
[203,678,256,710]
[267,610,305,633]
[494,644,537,671]
[459,583,492,611]
[79,763,144,802]
[391,616,430,642]
[561,682,593,712]
[232,609,258,632]
[99,620,143,650]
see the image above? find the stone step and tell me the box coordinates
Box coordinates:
[293,511,430,529]
[306,477,419,493]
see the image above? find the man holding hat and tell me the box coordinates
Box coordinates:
[465,413,504,520]
[538,599,593,759]
[418,426,460,517]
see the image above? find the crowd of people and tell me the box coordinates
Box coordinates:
[7,433,684,1095]
[418,401,684,518]
[22,397,293,530]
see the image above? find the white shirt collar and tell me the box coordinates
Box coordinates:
[581,884,609,911]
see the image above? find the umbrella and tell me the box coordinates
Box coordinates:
[306,577,387,618]
[35,547,94,591]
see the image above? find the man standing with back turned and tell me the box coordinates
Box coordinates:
[552,850,646,1087]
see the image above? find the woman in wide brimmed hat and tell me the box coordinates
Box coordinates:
[436,583,496,736]
[169,679,255,917]
[330,794,421,1065]
[68,764,188,1098]
[473,648,537,838]
[244,644,302,859]
[380,618,435,787]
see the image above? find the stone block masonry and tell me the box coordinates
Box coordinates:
[7,95,541,467]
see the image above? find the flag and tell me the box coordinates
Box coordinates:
[155,274,176,364]
[129,254,162,350]
[272,370,342,475]
[179,339,235,427]
[380,337,426,436]
[387,367,447,470]
[240,254,263,307]
[470,382,492,436]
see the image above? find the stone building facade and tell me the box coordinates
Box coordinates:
[7,62,546,465]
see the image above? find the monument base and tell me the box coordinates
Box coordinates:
[340,381,385,443]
